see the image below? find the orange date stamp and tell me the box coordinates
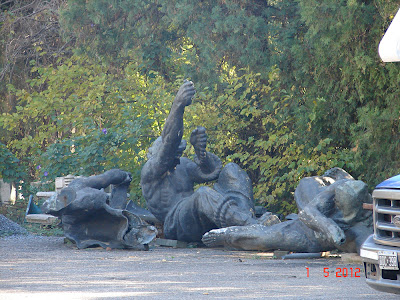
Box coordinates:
[305,267,361,278]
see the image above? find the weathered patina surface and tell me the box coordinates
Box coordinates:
[202,168,373,253]
[141,81,257,242]
[50,169,157,249]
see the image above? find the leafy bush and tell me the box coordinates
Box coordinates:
[0,143,26,183]
[188,68,355,214]
[1,54,183,203]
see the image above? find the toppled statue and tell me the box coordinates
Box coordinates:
[50,169,157,249]
[202,168,373,253]
[140,80,258,242]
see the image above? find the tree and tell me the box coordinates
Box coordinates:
[59,0,182,79]
[0,0,73,145]
[2,0,400,215]
[0,53,183,200]
[187,67,353,214]
[292,0,400,186]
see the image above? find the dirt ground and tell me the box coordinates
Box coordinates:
[0,235,398,300]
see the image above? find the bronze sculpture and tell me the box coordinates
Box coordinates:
[202,168,373,253]
[50,169,157,249]
[141,80,258,242]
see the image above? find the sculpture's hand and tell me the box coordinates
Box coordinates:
[327,223,346,246]
[174,80,196,107]
[190,126,207,161]
[118,171,132,186]
[124,171,133,184]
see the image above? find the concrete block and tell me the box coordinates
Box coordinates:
[155,238,188,248]
[0,179,16,205]
[25,214,60,225]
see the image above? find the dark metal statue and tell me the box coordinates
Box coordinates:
[140,80,258,242]
[202,168,373,253]
[50,169,157,249]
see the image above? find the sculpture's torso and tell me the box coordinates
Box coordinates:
[141,157,195,222]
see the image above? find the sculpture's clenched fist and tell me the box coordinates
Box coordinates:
[190,126,207,161]
[174,80,196,107]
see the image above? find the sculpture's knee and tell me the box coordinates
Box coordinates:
[213,162,253,200]
[220,163,249,184]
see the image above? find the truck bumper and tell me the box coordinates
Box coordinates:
[360,235,400,294]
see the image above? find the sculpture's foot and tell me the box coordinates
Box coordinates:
[202,228,229,247]
[257,212,281,226]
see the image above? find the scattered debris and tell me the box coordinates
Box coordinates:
[273,250,289,259]
[282,252,322,260]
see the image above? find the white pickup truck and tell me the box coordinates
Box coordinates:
[360,7,400,294]
[361,175,400,294]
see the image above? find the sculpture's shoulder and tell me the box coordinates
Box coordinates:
[140,156,162,182]
[294,176,329,208]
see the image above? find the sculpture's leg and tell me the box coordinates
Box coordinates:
[213,163,255,213]
[163,186,256,242]
[212,163,258,228]
[202,220,324,253]
[163,163,258,242]
[215,196,257,228]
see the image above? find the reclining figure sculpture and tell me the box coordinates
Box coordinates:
[202,167,373,253]
[140,80,259,242]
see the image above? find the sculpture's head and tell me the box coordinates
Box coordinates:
[147,137,187,167]
[334,180,371,223]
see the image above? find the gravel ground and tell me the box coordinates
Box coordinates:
[1,230,399,300]
[0,215,28,236]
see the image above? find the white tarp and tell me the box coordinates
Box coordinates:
[379,8,400,62]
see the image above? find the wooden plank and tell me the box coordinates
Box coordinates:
[36,191,56,198]
[362,203,373,211]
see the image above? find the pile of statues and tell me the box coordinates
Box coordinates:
[51,81,372,253]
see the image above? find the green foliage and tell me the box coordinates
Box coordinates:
[2,54,114,183]
[293,0,376,145]
[59,0,301,84]
[2,0,400,218]
[188,68,354,214]
[292,0,400,187]
[59,0,181,78]
[1,53,181,203]
[0,143,29,199]
[0,0,72,147]
[0,143,26,183]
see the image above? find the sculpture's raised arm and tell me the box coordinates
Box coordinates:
[161,80,195,142]
[142,80,196,180]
